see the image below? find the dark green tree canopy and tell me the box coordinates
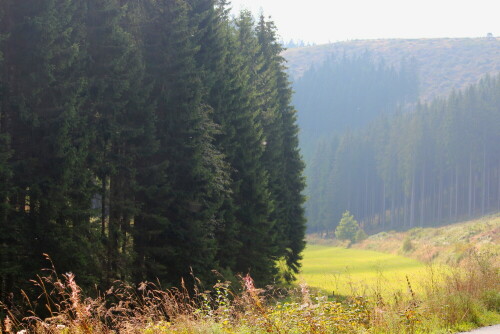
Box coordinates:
[0,0,306,302]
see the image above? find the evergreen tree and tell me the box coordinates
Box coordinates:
[208,11,278,284]
[86,0,153,284]
[0,1,308,296]
[256,14,306,277]
[0,2,15,302]
[135,0,228,286]
[191,0,242,274]
[307,74,500,234]
[0,0,100,295]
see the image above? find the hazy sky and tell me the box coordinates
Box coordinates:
[229,0,500,44]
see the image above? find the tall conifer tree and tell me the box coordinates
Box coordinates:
[256,15,306,279]
[135,0,228,286]
[0,2,15,302]
[86,0,150,283]
[1,0,99,291]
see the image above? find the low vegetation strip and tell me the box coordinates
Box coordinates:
[2,217,498,333]
[2,246,498,333]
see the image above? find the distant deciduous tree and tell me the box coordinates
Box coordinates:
[335,211,360,242]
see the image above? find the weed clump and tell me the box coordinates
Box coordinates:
[355,229,368,243]
[401,236,414,253]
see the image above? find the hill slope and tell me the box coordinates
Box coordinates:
[354,214,500,265]
[284,37,500,100]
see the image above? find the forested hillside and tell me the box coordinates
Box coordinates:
[289,38,500,234]
[294,54,419,158]
[284,37,500,101]
[0,0,306,302]
[307,75,500,233]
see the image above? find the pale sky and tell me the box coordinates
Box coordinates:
[229,0,500,44]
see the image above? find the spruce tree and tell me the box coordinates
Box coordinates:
[85,0,154,283]
[0,3,15,302]
[0,0,100,292]
[134,0,228,286]
[225,11,277,284]
[0,0,309,295]
[256,15,306,279]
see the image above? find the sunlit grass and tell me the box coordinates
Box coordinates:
[299,244,443,297]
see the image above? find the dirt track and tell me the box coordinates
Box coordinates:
[460,325,500,333]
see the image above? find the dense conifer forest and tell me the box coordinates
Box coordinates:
[294,54,419,159]
[284,38,500,101]
[0,0,306,302]
[288,40,500,230]
[297,55,500,233]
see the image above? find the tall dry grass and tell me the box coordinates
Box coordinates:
[1,250,498,334]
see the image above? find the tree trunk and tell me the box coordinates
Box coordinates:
[382,182,386,229]
[410,171,416,227]
[497,167,500,211]
[101,177,107,237]
[468,158,472,217]
[448,176,453,221]
[481,146,486,215]
[390,189,395,228]
[455,165,459,219]
[420,167,425,227]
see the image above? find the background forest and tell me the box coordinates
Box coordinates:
[289,39,500,234]
[0,0,306,303]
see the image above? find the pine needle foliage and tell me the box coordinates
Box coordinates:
[0,0,306,301]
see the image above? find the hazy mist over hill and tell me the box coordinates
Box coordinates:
[284,37,500,101]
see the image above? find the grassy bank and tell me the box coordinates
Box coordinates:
[354,214,500,266]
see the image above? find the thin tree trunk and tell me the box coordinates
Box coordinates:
[403,195,408,227]
[101,178,107,237]
[410,171,416,227]
[473,172,476,216]
[438,172,443,222]
[420,167,425,227]
[482,146,486,215]
[390,189,395,228]
[382,182,386,229]
[363,169,368,222]
[455,165,459,219]
[497,167,500,211]
[449,177,453,221]
[468,158,472,217]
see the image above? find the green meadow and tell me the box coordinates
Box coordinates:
[299,244,438,296]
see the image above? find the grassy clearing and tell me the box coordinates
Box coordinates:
[299,244,436,297]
